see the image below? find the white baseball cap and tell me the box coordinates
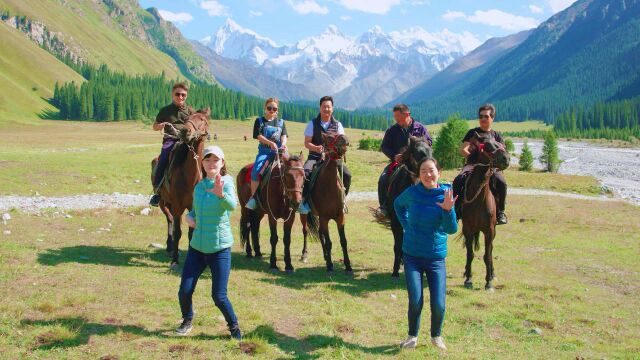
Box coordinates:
[203,145,225,160]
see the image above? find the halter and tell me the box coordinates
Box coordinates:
[264,152,305,223]
[462,140,501,205]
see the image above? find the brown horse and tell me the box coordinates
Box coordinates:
[458,132,510,291]
[378,136,432,277]
[301,133,353,274]
[236,151,305,273]
[150,108,210,268]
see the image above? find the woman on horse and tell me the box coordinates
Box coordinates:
[454,103,508,224]
[245,98,288,210]
[393,157,457,351]
[298,95,351,214]
[178,145,242,340]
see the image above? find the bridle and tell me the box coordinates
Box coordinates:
[265,152,305,223]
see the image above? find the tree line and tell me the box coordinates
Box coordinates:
[51,59,392,130]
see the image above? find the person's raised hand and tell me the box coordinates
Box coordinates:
[436,189,457,212]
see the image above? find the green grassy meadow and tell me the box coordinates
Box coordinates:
[0,118,637,359]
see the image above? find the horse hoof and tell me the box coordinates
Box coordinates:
[327,269,335,275]
[255,253,263,259]
[485,284,495,292]
[345,269,353,276]
[170,262,180,271]
[269,267,280,273]
[300,255,309,263]
[464,281,473,289]
[285,268,294,274]
[391,272,400,278]
[246,253,253,258]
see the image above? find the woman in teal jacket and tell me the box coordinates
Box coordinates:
[394,157,457,351]
[176,145,241,340]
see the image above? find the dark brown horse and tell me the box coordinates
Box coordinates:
[236,151,305,273]
[378,136,432,277]
[150,108,210,268]
[458,132,510,291]
[301,133,353,274]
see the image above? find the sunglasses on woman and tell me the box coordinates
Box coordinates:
[266,106,278,112]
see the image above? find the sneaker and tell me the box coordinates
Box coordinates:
[230,325,242,340]
[245,197,257,210]
[497,211,508,225]
[149,194,161,207]
[374,206,388,220]
[175,318,193,336]
[297,201,311,215]
[431,336,447,350]
[400,336,418,349]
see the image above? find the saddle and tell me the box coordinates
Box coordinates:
[152,141,188,191]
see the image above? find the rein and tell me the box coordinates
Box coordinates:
[264,153,304,223]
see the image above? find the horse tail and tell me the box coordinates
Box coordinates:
[305,213,321,243]
[458,231,480,251]
[239,210,252,247]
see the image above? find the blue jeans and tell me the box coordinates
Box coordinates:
[404,253,446,337]
[251,148,275,181]
[178,246,238,329]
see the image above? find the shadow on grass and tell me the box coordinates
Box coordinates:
[20,316,225,350]
[21,318,400,357]
[231,253,406,297]
[245,324,400,359]
[37,245,172,268]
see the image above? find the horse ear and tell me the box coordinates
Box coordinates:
[203,107,211,117]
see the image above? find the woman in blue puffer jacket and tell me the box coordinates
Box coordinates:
[393,157,457,351]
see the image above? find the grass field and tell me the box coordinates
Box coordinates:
[1,118,637,359]
[0,120,603,197]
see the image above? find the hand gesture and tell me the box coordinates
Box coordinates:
[205,174,225,198]
[316,144,324,153]
[269,141,279,152]
[436,189,457,212]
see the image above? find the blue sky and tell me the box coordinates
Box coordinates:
[138,0,577,45]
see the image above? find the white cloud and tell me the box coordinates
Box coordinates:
[249,10,263,17]
[333,0,402,15]
[545,0,577,13]
[340,15,352,21]
[287,0,329,15]
[443,9,539,31]
[200,1,228,17]
[157,9,193,24]
[529,4,544,14]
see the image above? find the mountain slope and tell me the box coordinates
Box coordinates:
[394,29,532,105]
[0,22,85,124]
[404,0,640,123]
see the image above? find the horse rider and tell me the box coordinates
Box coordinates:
[375,104,432,219]
[150,82,194,207]
[245,97,288,210]
[298,96,351,214]
[453,103,508,225]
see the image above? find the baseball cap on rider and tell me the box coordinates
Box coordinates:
[203,145,224,160]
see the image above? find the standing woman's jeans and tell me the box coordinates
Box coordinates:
[403,253,446,337]
[178,247,238,330]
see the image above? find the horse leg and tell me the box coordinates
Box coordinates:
[337,216,352,275]
[300,214,309,263]
[268,217,279,271]
[391,224,403,278]
[320,218,333,273]
[162,203,174,254]
[484,231,496,291]
[240,210,253,258]
[170,210,183,269]
[283,217,294,273]
[463,232,476,289]
[251,212,263,258]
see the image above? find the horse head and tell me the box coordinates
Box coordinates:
[469,131,510,170]
[280,151,305,208]
[321,133,350,160]
[402,136,432,172]
[180,108,210,144]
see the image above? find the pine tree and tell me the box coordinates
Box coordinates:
[540,131,561,173]
[433,114,469,170]
[519,140,534,172]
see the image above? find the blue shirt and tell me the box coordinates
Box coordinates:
[393,183,457,259]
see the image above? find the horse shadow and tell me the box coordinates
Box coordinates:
[231,253,406,297]
[37,245,172,269]
[244,324,400,359]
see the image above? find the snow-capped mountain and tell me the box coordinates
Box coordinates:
[197,19,482,109]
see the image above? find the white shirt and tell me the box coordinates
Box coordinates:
[303,119,345,137]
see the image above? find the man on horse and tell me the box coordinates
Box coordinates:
[453,103,508,225]
[150,82,195,207]
[375,104,432,219]
[298,95,351,214]
[245,97,288,210]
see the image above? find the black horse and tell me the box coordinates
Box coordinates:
[376,136,432,277]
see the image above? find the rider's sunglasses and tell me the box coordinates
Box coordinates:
[266,106,278,112]
[479,114,491,119]
[174,92,187,98]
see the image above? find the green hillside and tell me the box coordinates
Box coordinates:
[0,23,84,124]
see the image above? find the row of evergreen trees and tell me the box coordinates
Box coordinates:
[51,60,392,130]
